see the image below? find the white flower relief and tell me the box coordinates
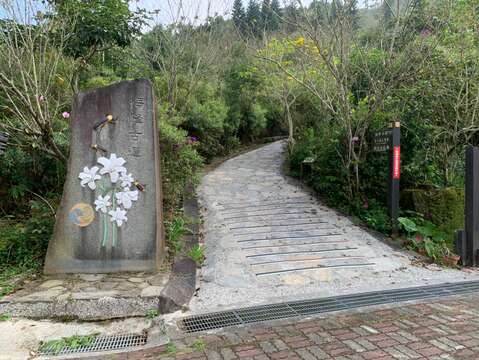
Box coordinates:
[120,173,134,188]
[94,194,111,213]
[115,190,139,209]
[98,154,127,183]
[79,166,101,190]
[78,153,142,238]
[109,208,128,227]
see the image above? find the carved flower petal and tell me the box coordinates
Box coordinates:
[97,156,109,168]
[110,171,120,183]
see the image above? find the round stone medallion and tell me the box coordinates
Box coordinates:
[68,203,95,227]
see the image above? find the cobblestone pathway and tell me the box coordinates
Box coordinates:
[137,293,479,359]
[191,141,479,312]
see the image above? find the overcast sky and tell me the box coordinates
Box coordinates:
[0,0,374,25]
[134,0,373,25]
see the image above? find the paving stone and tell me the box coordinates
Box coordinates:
[429,339,455,352]
[295,348,316,360]
[305,345,329,359]
[393,345,421,359]
[39,279,65,288]
[140,286,163,298]
[354,338,378,351]
[205,349,221,360]
[148,273,169,286]
[220,347,237,360]
[97,281,119,290]
[253,355,269,360]
[388,333,411,345]
[435,337,465,350]
[71,290,119,300]
[272,339,289,351]
[78,274,105,282]
[16,288,65,302]
[384,347,409,359]
[259,341,276,353]
[343,339,366,352]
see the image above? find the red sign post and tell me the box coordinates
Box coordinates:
[393,146,400,179]
[388,122,401,235]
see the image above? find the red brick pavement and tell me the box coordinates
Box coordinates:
[87,293,479,359]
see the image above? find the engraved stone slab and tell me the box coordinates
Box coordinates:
[44,79,164,274]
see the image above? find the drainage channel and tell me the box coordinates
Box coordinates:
[38,333,147,357]
[179,280,479,333]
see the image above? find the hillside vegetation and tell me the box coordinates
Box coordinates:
[0,0,477,280]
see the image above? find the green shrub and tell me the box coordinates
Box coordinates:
[159,115,203,214]
[164,217,187,257]
[185,97,229,160]
[192,339,206,351]
[0,200,55,270]
[81,75,121,91]
[398,215,453,264]
[40,334,99,355]
[360,202,391,234]
[405,187,464,241]
[0,147,65,214]
[146,309,159,318]
[187,244,205,266]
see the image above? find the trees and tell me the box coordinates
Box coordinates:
[235,0,281,37]
[261,0,273,32]
[54,0,147,90]
[232,0,246,34]
[260,0,281,32]
[257,0,439,200]
[282,3,299,32]
[347,0,360,30]
[0,2,74,162]
[408,0,427,33]
[382,0,394,27]
[270,0,281,31]
[246,0,262,36]
[56,0,146,60]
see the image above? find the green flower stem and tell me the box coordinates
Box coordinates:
[112,188,118,247]
[101,178,108,247]
[101,213,108,247]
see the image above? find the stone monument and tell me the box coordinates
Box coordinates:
[44,79,164,274]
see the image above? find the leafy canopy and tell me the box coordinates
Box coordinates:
[54,0,147,59]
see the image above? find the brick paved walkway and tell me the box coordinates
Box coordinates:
[129,293,479,360]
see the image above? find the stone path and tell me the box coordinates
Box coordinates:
[141,293,479,360]
[191,141,479,312]
[0,272,169,320]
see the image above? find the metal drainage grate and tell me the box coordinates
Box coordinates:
[179,280,479,333]
[38,333,147,356]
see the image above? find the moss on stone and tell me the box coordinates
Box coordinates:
[404,187,464,241]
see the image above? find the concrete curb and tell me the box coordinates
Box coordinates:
[158,184,199,314]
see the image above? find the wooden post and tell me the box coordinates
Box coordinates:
[455,230,467,266]
[465,146,479,266]
[388,122,400,235]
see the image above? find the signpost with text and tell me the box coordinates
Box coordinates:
[372,122,401,235]
[0,132,8,155]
